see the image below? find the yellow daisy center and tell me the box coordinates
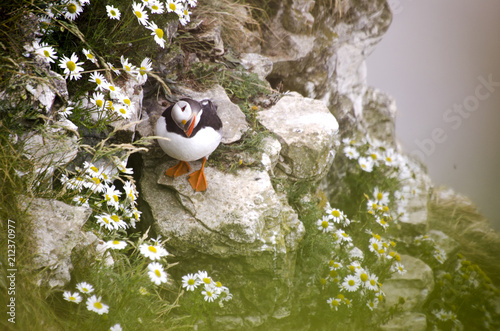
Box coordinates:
[102,217,110,224]
[135,11,142,18]
[140,66,146,75]
[188,279,195,285]
[332,210,340,218]
[93,301,103,309]
[110,9,116,16]
[148,246,157,253]
[360,273,368,282]
[123,98,131,106]
[96,78,101,84]
[321,220,329,228]
[332,299,339,306]
[70,296,76,301]
[169,4,177,10]
[109,85,116,91]
[113,240,120,245]
[87,53,94,59]
[67,3,77,13]
[90,166,99,173]
[91,177,101,185]
[152,5,159,10]
[370,279,376,286]
[111,215,120,223]
[348,279,355,286]
[203,277,211,284]
[155,28,164,39]
[377,193,383,200]
[96,99,103,107]
[66,61,76,71]
[119,108,127,114]
[154,269,161,277]
[43,50,50,57]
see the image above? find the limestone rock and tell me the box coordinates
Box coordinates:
[362,87,397,147]
[177,85,249,144]
[240,53,274,81]
[257,93,339,180]
[141,159,304,256]
[380,312,427,331]
[26,198,92,287]
[382,255,435,310]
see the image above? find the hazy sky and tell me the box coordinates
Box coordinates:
[366,0,500,230]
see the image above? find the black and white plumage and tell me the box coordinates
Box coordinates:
[155,98,223,191]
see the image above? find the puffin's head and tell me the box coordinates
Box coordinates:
[171,99,202,137]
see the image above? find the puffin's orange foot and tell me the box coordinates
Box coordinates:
[188,158,208,192]
[165,161,191,177]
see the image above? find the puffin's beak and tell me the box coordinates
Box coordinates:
[184,114,196,137]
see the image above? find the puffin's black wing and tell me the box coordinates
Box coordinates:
[191,99,223,137]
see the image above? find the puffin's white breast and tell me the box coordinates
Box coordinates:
[155,116,222,162]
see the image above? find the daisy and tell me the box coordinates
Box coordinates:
[107,62,121,75]
[316,216,334,233]
[117,94,132,108]
[33,41,58,63]
[375,217,389,230]
[178,6,191,26]
[132,2,149,25]
[149,1,165,14]
[137,57,153,84]
[366,298,379,311]
[114,158,134,174]
[103,81,121,95]
[197,270,215,289]
[187,0,197,7]
[365,273,379,291]
[342,275,361,292]
[123,181,138,203]
[147,262,168,285]
[326,297,341,311]
[383,148,399,167]
[139,286,148,295]
[139,242,169,260]
[201,289,218,302]
[358,156,374,172]
[105,240,127,250]
[63,291,82,303]
[335,229,352,243]
[343,146,359,160]
[82,48,96,64]
[58,53,84,80]
[182,273,200,291]
[110,324,122,331]
[373,187,390,206]
[110,214,128,230]
[89,72,107,91]
[96,213,115,231]
[120,55,138,75]
[90,91,106,108]
[392,262,406,275]
[76,282,94,294]
[59,106,73,118]
[72,195,89,207]
[114,103,132,119]
[147,21,165,48]
[166,0,183,15]
[328,260,343,270]
[325,206,344,223]
[64,1,83,21]
[86,295,109,315]
[106,5,121,20]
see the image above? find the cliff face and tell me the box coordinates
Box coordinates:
[5,1,500,330]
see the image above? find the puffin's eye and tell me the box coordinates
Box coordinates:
[181,106,186,111]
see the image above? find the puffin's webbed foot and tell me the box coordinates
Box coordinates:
[165,161,191,177]
[188,158,208,192]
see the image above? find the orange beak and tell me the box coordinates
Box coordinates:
[184,115,196,137]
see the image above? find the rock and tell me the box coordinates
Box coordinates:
[177,85,249,144]
[382,255,435,310]
[25,198,92,287]
[262,0,392,126]
[22,126,79,181]
[240,53,274,81]
[141,159,304,256]
[362,87,397,147]
[380,312,427,331]
[257,93,339,181]
[427,229,460,260]
[259,136,282,176]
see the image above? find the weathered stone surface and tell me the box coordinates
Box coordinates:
[257,93,339,180]
[427,229,460,259]
[26,198,92,287]
[362,87,397,147]
[263,0,392,126]
[380,312,427,331]
[382,255,434,310]
[240,53,274,81]
[141,159,304,256]
[177,85,249,144]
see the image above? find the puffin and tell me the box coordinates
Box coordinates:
[155,98,223,192]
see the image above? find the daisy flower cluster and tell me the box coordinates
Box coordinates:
[341,136,425,225]
[63,282,110,315]
[316,202,406,313]
[139,236,170,286]
[61,158,142,232]
[181,270,233,307]
[428,254,500,330]
[413,234,447,265]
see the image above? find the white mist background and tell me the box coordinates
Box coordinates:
[366,0,500,230]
